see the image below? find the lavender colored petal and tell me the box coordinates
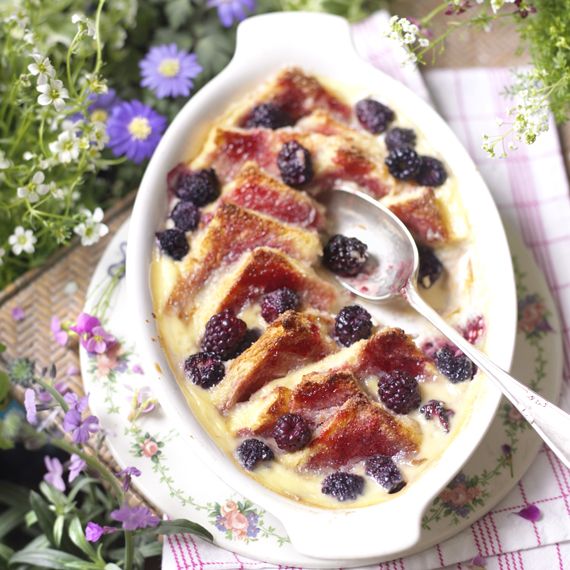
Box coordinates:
[24,388,37,424]
[515,504,542,522]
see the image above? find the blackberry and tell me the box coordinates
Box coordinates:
[236,439,274,471]
[385,147,421,181]
[355,98,395,134]
[420,399,455,433]
[365,455,406,494]
[378,371,421,415]
[322,472,365,502]
[260,288,300,323]
[201,309,248,360]
[244,103,293,130]
[415,156,448,187]
[435,346,475,383]
[183,352,225,389]
[277,140,313,188]
[170,201,200,232]
[273,413,312,452]
[335,305,373,347]
[174,168,220,206]
[418,245,444,289]
[384,127,417,152]
[323,234,369,277]
[235,328,261,356]
[156,229,189,261]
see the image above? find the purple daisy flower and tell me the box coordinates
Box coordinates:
[139,44,202,99]
[68,453,86,483]
[44,456,65,492]
[207,0,255,27]
[107,100,166,164]
[87,89,119,123]
[110,504,160,531]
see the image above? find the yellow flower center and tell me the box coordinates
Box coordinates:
[158,58,180,78]
[128,117,152,141]
[91,109,108,123]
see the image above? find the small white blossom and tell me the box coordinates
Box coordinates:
[0,248,5,266]
[384,16,429,66]
[74,208,109,246]
[0,151,12,170]
[37,79,69,112]
[87,121,109,150]
[49,130,80,164]
[490,0,516,12]
[23,151,35,161]
[82,73,108,95]
[71,14,97,39]
[28,53,55,86]
[49,182,65,200]
[9,226,37,256]
[16,171,48,203]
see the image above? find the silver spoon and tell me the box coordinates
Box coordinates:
[324,185,570,469]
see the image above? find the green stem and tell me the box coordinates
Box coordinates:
[66,33,81,99]
[124,531,134,570]
[34,377,69,412]
[94,0,107,76]
[50,438,124,502]
[420,1,449,25]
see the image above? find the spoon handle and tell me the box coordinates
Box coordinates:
[405,283,570,470]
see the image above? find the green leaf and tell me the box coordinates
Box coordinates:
[8,549,84,569]
[0,506,28,540]
[165,0,194,30]
[68,517,98,561]
[0,372,9,403]
[0,544,14,563]
[0,483,28,508]
[29,491,55,545]
[0,343,6,353]
[154,519,213,542]
[53,515,64,548]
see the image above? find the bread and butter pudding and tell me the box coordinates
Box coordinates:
[150,68,487,508]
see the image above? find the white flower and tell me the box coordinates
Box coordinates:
[37,79,69,111]
[0,248,5,265]
[49,130,80,164]
[0,151,12,170]
[87,121,109,150]
[383,16,428,65]
[16,171,48,203]
[49,182,65,200]
[23,30,34,44]
[28,53,55,86]
[71,14,97,39]
[9,226,37,256]
[23,151,35,161]
[74,208,109,246]
[490,0,516,12]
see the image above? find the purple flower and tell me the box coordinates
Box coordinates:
[107,100,166,164]
[11,307,25,321]
[470,554,486,568]
[139,44,202,99]
[132,364,144,374]
[110,504,160,531]
[83,325,115,354]
[51,316,69,346]
[515,504,542,522]
[63,393,99,444]
[68,454,86,483]
[116,466,141,491]
[44,456,65,492]
[70,312,100,335]
[207,0,255,27]
[64,392,89,412]
[87,89,120,123]
[85,522,117,542]
[24,388,37,424]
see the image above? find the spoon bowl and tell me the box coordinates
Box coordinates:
[327,186,570,470]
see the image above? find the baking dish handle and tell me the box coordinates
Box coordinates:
[233,12,357,67]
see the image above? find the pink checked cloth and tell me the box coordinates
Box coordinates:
[163,12,570,570]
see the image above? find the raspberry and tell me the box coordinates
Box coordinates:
[236,439,274,471]
[365,455,406,493]
[201,309,248,360]
[183,352,225,389]
[418,245,443,289]
[378,371,421,414]
[170,201,200,232]
[385,147,421,181]
[277,141,313,188]
[462,315,485,345]
[435,346,475,383]
[156,229,189,261]
[355,99,395,134]
[273,413,311,452]
[415,156,448,187]
[260,288,300,323]
[420,399,455,432]
[174,168,220,206]
[322,472,365,502]
[384,127,417,151]
[323,234,369,277]
[335,305,373,347]
[244,103,293,129]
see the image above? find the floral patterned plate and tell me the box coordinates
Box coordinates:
[80,220,562,567]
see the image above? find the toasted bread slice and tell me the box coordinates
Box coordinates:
[166,204,321,316]
[302,394,421,470]
[222,162,325,230]
[211,311,337,412]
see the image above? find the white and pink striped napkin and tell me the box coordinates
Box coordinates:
[163,12,570,570]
